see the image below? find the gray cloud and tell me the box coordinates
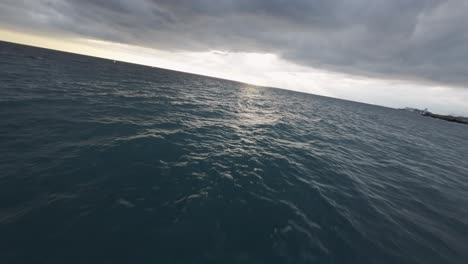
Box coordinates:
[1,0,467,87]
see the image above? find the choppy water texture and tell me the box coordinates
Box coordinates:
[1,41,468,264]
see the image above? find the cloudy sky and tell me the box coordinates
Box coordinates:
[1,0,468,115]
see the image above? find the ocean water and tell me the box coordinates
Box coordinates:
[1,41,468,264]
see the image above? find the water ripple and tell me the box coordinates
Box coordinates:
[1,42,468,264]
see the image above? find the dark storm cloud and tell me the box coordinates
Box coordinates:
[1,0,468,86]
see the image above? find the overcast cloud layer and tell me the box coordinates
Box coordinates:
[1,0,468,88]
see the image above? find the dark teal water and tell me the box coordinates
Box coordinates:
[1,41,468,264]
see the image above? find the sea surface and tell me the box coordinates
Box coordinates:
[1,41,468,264]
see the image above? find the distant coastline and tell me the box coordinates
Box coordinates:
[401,108,468,125]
